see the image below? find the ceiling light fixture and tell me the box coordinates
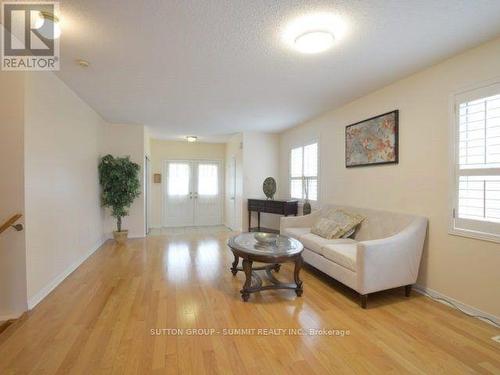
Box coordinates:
[76,59,90,68]
[294,30,335,54]
[186,136,198,143]
[282,12,347,54]
[34,11,61,39]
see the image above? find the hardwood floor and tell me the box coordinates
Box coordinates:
[0,230,498,374]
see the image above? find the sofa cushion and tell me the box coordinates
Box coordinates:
[354,211,411,241]
[282,227,310,240]
[318,205,414,241]
[299,233,356,256]
[321,244,358,272]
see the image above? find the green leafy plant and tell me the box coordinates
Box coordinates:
[98,154,141,232]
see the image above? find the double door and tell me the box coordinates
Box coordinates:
[164,160,222,227]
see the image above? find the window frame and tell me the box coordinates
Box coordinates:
[289,141,319,202]
[449,79,500,243]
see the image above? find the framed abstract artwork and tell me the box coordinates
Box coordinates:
[345,110,399,168]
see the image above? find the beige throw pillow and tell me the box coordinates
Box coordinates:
[341,227,356,239]
[311,218,342,239]
[311,209,365,239]
[326,209,365,238]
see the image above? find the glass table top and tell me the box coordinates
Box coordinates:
[228,232,303,257]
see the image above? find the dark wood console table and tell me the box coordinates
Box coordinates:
[247,199,298,233]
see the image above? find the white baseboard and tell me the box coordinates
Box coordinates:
[104,233,145,240]
[28,237,107,310]
[414,285,499,327]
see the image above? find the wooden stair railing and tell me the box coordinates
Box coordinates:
[0,214,23,235]
[0,214,25,338]
[0,312,27,337]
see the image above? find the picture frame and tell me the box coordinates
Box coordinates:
[345,110,399,168]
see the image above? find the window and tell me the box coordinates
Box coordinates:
[451,82,500,241]
[198,164,218,196]
[168,163,190,196]
[290,142,318,201]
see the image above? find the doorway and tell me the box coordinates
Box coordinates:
[145,156,151,234]
[227,156,237,230]
[163,160,223,227]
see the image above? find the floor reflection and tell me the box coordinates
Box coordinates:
[164,236,229,284]
[165,241,191,282]
[195,239,222,281]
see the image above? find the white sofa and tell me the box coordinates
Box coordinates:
[280,204,428,308]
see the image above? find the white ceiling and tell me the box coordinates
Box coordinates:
[56,0,500,142]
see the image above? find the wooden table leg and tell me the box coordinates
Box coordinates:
[241,258,253,302]
[294,255,303,297]
[231,253,239,276]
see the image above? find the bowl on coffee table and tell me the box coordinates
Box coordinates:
[253,232,278,245]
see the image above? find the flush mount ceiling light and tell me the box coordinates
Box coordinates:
[186,136,198,143]
[294,30,335,54]
[282,12,347,54]
[34,11,61,39]
[76,59,90,68]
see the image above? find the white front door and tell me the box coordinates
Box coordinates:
[164,160,222,227]
[164,161,193,227]
[195,161,222,225]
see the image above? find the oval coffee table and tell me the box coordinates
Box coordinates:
[228,232,304,302]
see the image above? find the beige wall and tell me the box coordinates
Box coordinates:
[279,37,500,317]
[242,132,280,231]
[0,71,28,320]
[150,139,226,228]
[223,132,280,232]
[144,128,152,232]
[102,123,146,238]
[3,71,147,311]
[24,71,106,308]
[144,127,152,158]
[225,134,243,231]
[225,132,280,231]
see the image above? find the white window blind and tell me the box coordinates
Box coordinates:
[290,143,318,201]
[459,94,500,169]
[452,83,500,241]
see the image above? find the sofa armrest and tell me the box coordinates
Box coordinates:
[280,210,321,233]
[356,217,428,294]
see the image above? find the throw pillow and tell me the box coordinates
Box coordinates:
[311,218,342,239]
[325,209,365,239]
[341,227,356,239]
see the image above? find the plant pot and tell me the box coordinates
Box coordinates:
[113,230,128,244]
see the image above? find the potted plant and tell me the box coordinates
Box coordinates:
[99,154,141,244]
